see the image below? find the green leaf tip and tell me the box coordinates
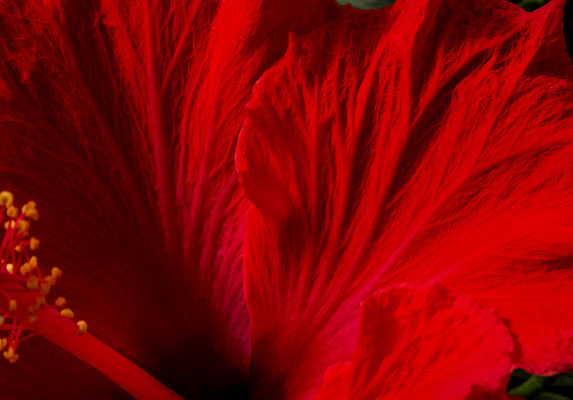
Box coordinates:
[508,375,548,396]
[336,0,396,10]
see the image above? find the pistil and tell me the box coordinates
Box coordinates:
[1,190,181,399]
[1,191,55,362]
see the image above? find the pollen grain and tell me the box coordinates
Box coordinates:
[0,190,86,363]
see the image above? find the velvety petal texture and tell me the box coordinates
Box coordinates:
[237,0,573,397]
[316,284,513,400]
[0,0,337,397]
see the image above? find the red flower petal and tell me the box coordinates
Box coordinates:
[237,0,572,396]
[316,284,513,400]
[0,0,337,396]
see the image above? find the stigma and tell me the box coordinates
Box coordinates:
[1,191,87,363]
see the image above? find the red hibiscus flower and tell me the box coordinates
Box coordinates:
[1,0,572,399]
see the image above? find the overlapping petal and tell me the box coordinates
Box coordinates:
[316,284,513,400]
[0,0,337,396]
[237,0,573,397]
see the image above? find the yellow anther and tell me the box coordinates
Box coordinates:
[40,282,51,296]
[27,306,38,323]
[51,267,62,280]
[77,320,87,335]
[35,297,45,308]
[0,315,4,326]
[60,308,74,318]
[26,276,39,290]
[0,338,7,351]
[44,275,55,285]
[9,300,17,312]
[6,263,13,274]
[29,237,40,250]
[3,346,14,359]
[24,208,39,221]
[22,201,36,212]
[4,220,15,230]
[54,297,66,308]
[3,347,18,363]
[22,201,39,221]
[17,220,30,235]
[19,263,31,275]
[14,244,21,252]
[29,256,38,269]
[6,206,18,219]
[0,191,14,207]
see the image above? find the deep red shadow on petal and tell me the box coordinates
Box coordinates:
[1,0,339,397]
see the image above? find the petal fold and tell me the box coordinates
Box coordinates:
[316,284,513,400]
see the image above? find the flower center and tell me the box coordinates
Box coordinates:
[0,191,86,363]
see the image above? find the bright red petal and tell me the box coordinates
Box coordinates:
[316,284,513,400]
[0,0,337,396]
[237,0,572,397]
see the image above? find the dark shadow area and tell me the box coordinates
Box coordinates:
[508,368,573,399]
